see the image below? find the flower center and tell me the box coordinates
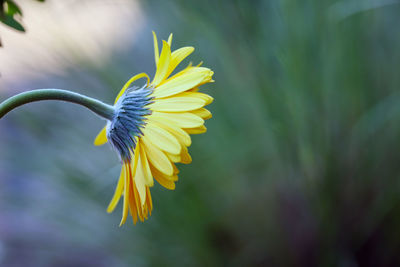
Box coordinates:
[107,85,153,162]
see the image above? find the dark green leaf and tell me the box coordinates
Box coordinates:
[0,15,25,31]
[5,0,22,16]
[0,0,4,13]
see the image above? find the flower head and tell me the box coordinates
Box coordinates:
[94,32,214,225]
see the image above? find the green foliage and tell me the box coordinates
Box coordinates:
[0,0,44,46]
[0,0,24,32]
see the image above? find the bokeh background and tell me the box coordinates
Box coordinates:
[1,0,400,266]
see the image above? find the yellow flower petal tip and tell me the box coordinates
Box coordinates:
[94,126,107,146]
[95,32,214,225]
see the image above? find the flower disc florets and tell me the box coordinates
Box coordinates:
[107,85,153,162]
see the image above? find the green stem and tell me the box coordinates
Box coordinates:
[0,89,115,120]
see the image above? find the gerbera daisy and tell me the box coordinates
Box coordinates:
[93,32,214,225]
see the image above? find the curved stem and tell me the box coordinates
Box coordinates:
[0,89,115,120]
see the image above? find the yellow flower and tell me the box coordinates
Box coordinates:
[94,32,214,225]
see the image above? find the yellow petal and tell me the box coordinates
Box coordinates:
[192,92,213,105]
[180,146,192,164]
[115,73,150,104]
[128,147,141,223]
[172,163,179,176]
[150,111,204,128]
[188,87,199,92]
[152,31,159,66]
[146,187,153,214]
[119,163,130,226]
[143,123,181,155]
[167,33,173,46]
[149,94,206,112]
[166,46,194,78]
[162,66,212,84]
[106,165,125,213]
[150,165,176,190]
[149,119,191,146]
[153,70,210,99]
[191,108,212,120]
[127,165,138,224]
[133,141,147,206]
[196,75,215,88]
[155,175,176,190]
[142,135,173,176]
[120,145,140,226]
[184,125,207,134]
[131,174,143,222]
[94,125,108,146]
[152,41,171,86]
[166,152,181,162]
[133,164,147,207]
[139,142,154,186]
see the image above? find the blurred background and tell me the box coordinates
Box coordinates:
[1,0,400,266]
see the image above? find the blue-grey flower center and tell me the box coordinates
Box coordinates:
[107,85,153,162]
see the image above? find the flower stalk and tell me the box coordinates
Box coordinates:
[0,89,115,120]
